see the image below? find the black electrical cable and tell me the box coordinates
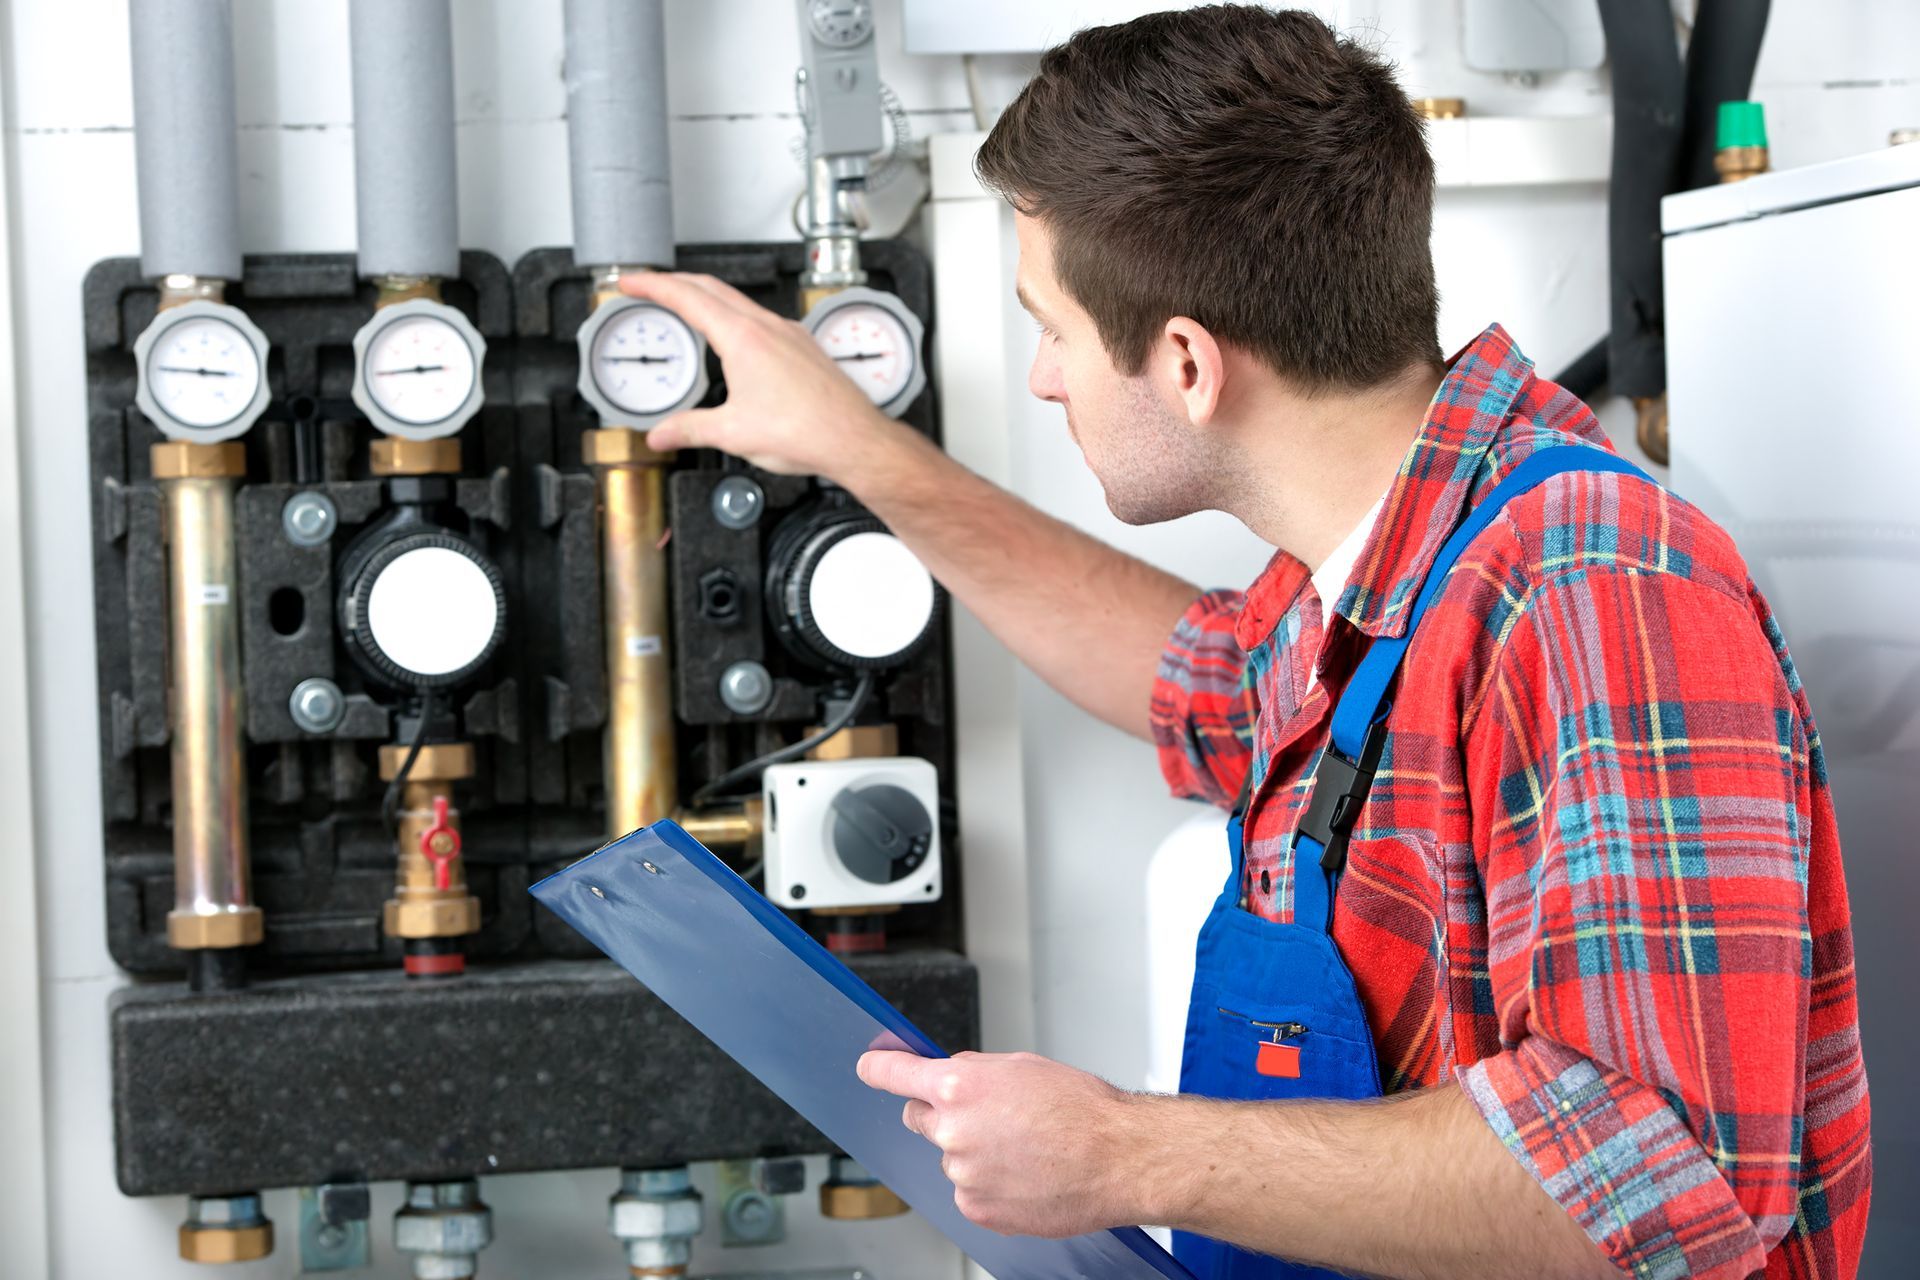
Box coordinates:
[691,672,875,809]
[1555,335,1611,402]
[381,691,440,838]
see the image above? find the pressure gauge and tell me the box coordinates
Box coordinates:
[338,529,507,691]
[350,298,487,441]
[575,298,710,429]
[801,287,927,418]
[766,507,939,673]
[131,299,273,443]
[806,0,874,47]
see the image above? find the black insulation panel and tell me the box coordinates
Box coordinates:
[112,952,978,1196]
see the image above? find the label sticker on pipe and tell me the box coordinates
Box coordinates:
[195,584,231,606]
[626,635,663,658]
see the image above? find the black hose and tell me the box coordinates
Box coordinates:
[691,673,875,809]
[1554,336,1611,401]
[1680,0,1773,190]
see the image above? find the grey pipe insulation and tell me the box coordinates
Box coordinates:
[129,0,244,281]
[1555,0,1771,403]
[350,0,460,280]
[563,0,675,269]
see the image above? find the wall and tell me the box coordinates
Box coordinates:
[2,1,1916,1277]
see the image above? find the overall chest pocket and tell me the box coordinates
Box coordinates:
[1184,984,1383,1102]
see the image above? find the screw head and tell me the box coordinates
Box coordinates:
[711,476,766,530]
[288,677,346,733]
[281,491,339,547]
[718,661,773,716]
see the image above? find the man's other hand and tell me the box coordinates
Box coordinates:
[617,271,898,484]
[856,1048,1143,1238]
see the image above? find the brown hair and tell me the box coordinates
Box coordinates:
[975,5,1441,391]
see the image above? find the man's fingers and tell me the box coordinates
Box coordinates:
[901,1098,936,1140]
[617,271,761,352]
[858,1049,945,1100]
[644,406,727,452]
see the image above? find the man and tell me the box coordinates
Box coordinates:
[624,7,1870,1278]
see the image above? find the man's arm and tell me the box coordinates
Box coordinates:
[857,1051,1617,1280]
[621,271,1199,739]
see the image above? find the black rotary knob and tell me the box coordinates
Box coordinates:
[829,783,935,885]
[764,508,939,673]
[338,529,507,691]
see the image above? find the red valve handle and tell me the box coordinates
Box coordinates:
[418,794,461,891]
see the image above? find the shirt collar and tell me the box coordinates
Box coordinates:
[1233,323,1536,651]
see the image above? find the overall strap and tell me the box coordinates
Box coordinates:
[1290,445,1654,932]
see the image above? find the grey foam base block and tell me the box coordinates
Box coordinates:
[112,951,978,1197]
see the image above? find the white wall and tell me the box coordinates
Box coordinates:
[2,1,1916,1277]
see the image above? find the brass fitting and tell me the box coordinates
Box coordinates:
[1633,394,1669,467]
[675,797,764,860]
[1413,97,1466,120]
[819,1156,908,1220]
[582,426,673,468]
[380,742,482,941]
[152,440,246,480]
[1714,145,1769,184]
[807,723,899,762]
[369,436,463,476]
[157,274,225,311]
[374,274,442,308]
[179,1193,274,1263]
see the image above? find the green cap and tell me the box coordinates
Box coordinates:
[1717,100,1768,150]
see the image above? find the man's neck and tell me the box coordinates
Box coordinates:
[1227,365,1443,572]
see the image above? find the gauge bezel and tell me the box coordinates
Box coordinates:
[800,285,928,418]
[350,297,489,441]
[574,297,711,429]
[806,0,875,47]
[131,298,274,443]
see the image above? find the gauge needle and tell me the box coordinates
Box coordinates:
[833,352,888,362]
[375,364,448,376]
[601,354,680,364]
[155,364,236,377]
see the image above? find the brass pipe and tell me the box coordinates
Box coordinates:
[155,440,262,952]
[674,797,764,860]
[587,269,678,837]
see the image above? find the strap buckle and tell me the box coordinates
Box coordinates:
[1293,718,1389,873]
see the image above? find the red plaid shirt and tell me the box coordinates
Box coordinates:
[1151,326,1870,1279]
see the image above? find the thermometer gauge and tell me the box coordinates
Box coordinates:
[131,299,273,443]
[575,298,710,428]
[801,287,927,418]
[806,0,875,47]
[350,298,487,440]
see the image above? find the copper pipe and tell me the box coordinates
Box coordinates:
[156,440,262,951]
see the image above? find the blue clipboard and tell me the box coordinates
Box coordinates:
[531,820,1193,1280]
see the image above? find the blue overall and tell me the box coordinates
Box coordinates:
[1173,446,1650,1280]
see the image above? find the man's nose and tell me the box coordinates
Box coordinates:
[1028,348,1064,404]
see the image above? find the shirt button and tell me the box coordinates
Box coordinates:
[1261,869,1272,895]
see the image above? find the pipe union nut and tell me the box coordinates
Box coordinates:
[608,1193,703,1242]
[394,1209,493,1259]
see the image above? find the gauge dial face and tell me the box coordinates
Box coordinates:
[808,532,935,661]
[588,303,703,418]
[807,0,874,46]
[362,313,479,426]
[814,302,916,408]
[145,314,265,430]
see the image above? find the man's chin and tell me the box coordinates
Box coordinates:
[1098,484,1193,527]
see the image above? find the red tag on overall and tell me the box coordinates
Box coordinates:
[1256,1040,1301,1078]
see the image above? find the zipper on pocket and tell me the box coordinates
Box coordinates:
[1216,1008,1308,1041]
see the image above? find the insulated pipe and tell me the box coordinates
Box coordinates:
[349,0,461,282]
[129,0,243,282]
[563,0,675,270]
[1679,0,1772,192]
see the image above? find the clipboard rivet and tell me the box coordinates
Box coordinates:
[641,861,661,875]
[589,886,605,898]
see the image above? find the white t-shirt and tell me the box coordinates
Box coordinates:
[1305,495,1384,692]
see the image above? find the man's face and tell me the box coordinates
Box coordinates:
[1013,213,1220,526]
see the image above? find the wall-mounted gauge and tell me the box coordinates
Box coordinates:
[131,299,273,443]
[350,298,487,441]
[338,529,507,691]
[575,298,710,428]
[806,0,875,48]
[766,506,939,673]
[801,286,926,418]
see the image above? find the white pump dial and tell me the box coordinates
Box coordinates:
[801,287,927,418]
[350,298,487,440]
[132,300,273,442]
[576,299,710,427]
[807,0,874,47]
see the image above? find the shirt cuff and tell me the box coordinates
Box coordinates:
[1456,1038,1768,1280]
[1150,588,1251,808]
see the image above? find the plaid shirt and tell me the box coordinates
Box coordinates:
[1151,326,1870,1280]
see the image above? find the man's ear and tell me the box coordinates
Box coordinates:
[1158,316,1226,428]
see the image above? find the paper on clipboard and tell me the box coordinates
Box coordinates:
[531,820,1193,1280]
